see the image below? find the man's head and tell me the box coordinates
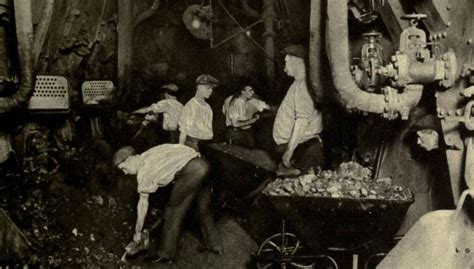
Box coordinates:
[241,85,256,100]
[281,45,307,79]
[113,146,139,175]
[196,74,219,99]
[416,129,439,151]
[161,83,179,99]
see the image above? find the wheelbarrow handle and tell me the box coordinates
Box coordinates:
[456,189,474,214]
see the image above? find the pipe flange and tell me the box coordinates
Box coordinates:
[439,49,457,88]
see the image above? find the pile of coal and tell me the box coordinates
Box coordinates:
[264,162,412,201]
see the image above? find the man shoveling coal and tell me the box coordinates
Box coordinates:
[114,143,222,263]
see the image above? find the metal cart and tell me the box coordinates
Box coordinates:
[255,194,414,269]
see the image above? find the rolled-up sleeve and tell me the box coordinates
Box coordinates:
[295,83,315,119]
[249,99,268,112]
[178,102,195,134]
[150,101,166,113]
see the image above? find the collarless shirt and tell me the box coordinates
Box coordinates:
[136,144,199,193]
[273,79,323,145]
[223,96,268,130]
[150,99,184,131]
[179,97,213,140]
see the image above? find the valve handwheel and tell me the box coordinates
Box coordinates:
[400,13,427,26]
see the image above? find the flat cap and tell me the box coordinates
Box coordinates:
[113,146,136,166]
[281,44,307,59]
[196,74,219,87]
[161,83,179,92]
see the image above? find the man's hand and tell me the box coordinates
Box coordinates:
[144,114,158,122]
[251,114,260,123]
[282,149,294,168]
[133,231,142,243]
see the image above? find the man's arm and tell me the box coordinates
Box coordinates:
[133,107,151,114]
[179,131,187,145]
[134,193,149,242]
[134,101,166,115]
[231,115,259,128]
[282,117,309,168]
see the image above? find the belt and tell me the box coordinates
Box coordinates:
[230,126,252,131]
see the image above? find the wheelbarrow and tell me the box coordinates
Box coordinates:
[255,193,414,269]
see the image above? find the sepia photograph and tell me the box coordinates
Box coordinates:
[0,0,472,268]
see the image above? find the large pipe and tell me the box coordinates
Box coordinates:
[262,0,275,88]
[308,0,323,102]
[324,0,422,119]
[0,0,34,113]
[33,0,54,67]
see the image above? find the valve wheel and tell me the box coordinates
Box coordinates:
[400,13,427,20]
[257,233,313,269]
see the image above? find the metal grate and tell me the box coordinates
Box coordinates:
[28,76,69,110]
[81,80,114,105]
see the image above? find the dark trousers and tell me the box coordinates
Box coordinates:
[184,136,212,152]
[274,137,324,173]
[158,157,220,259]
[225,127,256,148]
[167,130,179,144]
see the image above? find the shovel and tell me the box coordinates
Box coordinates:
[377,189,474,269]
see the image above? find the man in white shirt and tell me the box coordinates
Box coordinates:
[273,45,324,175]
[114,144,222,263]
[178,74,219,152]
[133,84,184,143]
[222,84,270,147]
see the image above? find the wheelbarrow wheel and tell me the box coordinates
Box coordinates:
[257,232,313,269]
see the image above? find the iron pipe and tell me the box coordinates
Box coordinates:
[324,0,422,119]
[0,0,34,113]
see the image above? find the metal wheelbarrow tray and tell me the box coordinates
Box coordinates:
[264,194,414,252]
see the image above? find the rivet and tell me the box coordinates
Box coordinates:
[456,109,463,116]
[447,110,452,116]
[438,33,443,39]
[468,39,473,45]
[447,5,451,10]
[447,21,451,27]
[442,32,447,38]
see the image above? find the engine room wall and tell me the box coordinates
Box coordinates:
[129,0,263,109]
[31,0,118,104]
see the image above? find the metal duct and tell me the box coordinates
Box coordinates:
[0,0,35,113]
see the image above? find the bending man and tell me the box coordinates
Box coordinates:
[114,144,222,263]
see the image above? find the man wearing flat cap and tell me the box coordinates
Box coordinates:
[178,74,219,152]
[133,83,184,143]
[273,44,324,175]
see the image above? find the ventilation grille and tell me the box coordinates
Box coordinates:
[81,81,114,105]
[28,76,69,110]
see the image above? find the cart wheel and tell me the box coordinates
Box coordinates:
[257,233,313,269]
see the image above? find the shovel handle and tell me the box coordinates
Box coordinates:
[456,189,474,213]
